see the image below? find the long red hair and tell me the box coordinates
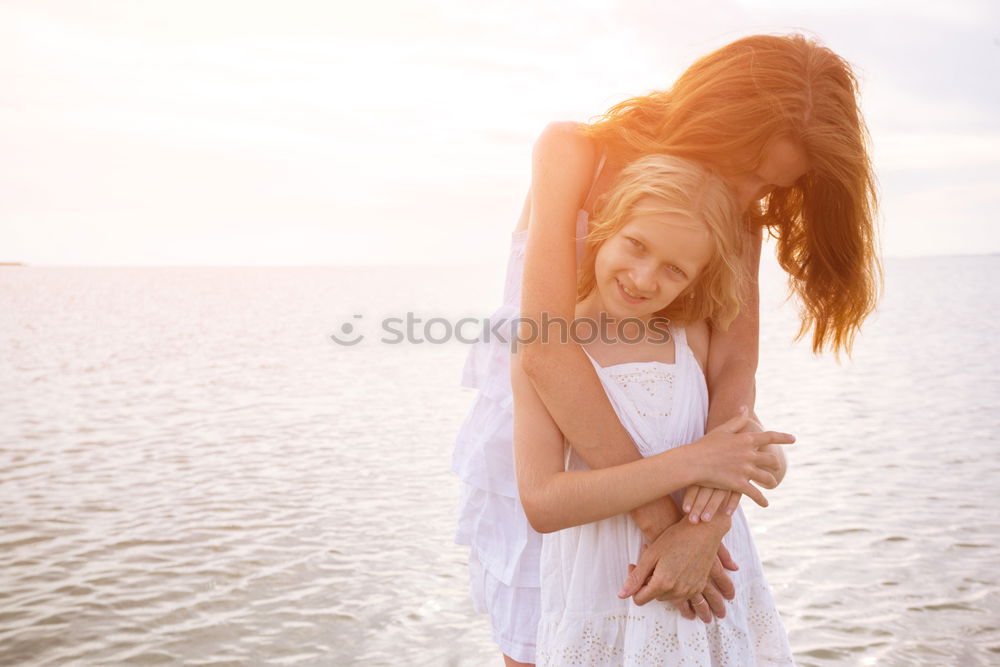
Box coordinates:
[584,33,881,355]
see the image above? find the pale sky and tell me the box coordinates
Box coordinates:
[2,0,998,267]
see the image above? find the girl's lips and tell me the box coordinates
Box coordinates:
[616,279,647,305]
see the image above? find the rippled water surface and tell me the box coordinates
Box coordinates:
[1,258,998,665]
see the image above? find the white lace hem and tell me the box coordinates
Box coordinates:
[536,577,794,666]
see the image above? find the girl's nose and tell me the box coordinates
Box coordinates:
[631,265,657,293]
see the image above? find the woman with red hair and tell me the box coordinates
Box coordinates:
[453,33,881,666]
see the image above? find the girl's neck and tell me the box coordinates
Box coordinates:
[573,293,677,367]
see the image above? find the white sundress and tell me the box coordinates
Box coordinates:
[536,327,795,666]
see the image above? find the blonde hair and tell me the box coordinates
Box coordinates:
[577,155,744,329]
[583,33,881,354]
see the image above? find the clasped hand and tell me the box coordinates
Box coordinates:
[618,409,795,622]
[683,408,793,523]
[618,514,737,622]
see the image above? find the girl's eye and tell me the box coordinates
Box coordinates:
[626,237,643,251]
[667,265,685,277]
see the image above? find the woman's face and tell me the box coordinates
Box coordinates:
[724,137,811,212]
[592,197,714,321]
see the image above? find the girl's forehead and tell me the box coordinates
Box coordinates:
[624,207,705,234]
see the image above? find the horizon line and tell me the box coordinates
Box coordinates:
[2,251,999,269]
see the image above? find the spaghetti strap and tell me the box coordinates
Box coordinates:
[582,152,607,207]
[670,325,688,350]
[589,153,607,190]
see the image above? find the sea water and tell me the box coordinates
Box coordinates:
[1,256,998,665]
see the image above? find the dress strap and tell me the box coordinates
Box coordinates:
[582,152,607,207]
[671,325,688,352]
[581,347,604,374]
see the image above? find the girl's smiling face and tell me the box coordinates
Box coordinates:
[589,196,714,321]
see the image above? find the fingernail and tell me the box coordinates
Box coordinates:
[617,587,627,597]
[726,508,734,516]
[739,405,747,413]
[683,504,691,512]
[702,512,711,521]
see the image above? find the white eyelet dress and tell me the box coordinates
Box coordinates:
[452,208,591,663]
[535,328,795,666]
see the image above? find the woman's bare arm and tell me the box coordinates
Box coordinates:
[705,223,797,484]
[681,225,789,523]
[517,122,680,539]
[705,225,763,433]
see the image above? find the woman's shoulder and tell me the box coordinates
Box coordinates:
[533,121,600,167]
[530,122,608,209]
[538,120,591,142]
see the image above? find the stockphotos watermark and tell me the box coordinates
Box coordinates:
[329,312,672,350]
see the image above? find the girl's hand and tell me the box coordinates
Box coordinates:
[683,409,789,522]
[686,407,794,508]
[682,487,738,524]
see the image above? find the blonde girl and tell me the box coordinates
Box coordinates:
[513,154,796,664]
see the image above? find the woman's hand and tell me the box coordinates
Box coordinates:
[684,407,794,508]
[672,544,740,622]
[619,513,734,607]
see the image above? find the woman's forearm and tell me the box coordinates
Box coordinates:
[519,123,682,538]
[705,359,756,432]
[520,444,699,534]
